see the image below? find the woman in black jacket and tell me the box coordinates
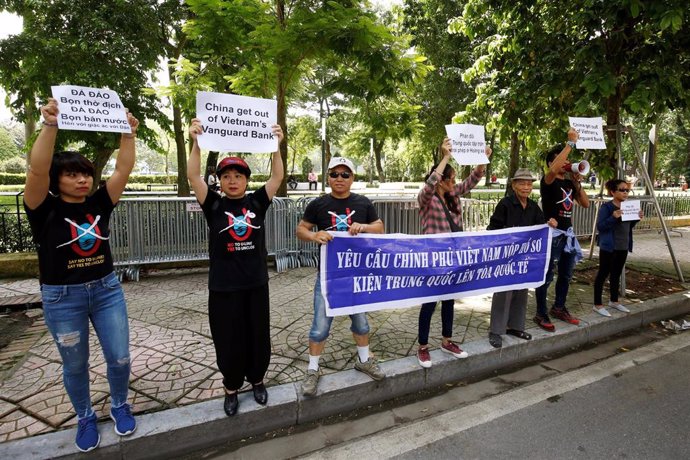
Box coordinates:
[486,169,556,348]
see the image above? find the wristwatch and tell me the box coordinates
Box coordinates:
[566,140,576,148]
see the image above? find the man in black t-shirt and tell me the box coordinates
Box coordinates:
[296,157,386,396]
[534,128,590,332]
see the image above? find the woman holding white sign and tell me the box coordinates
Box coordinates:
[187,118,283,417]
[23,98,139,452]
[416,137,490,368]
[592,179,643,317]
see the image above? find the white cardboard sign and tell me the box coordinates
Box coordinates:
[444,124,488,165]
[51,85,131,133]
[620,200,641,222]
[196,91,278,153]
[568,116,606,150]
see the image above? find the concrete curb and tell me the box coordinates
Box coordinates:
[4,290,690,460]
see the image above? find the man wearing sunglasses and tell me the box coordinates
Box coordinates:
[296,156,385,396]
[534,128,590,332]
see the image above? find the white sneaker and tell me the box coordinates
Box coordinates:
[609,301,630,313]
[593,305,611,317]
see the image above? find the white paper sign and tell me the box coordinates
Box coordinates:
[620,200,641,222]
[51,85,131,133]
[444,124,488,165]
[568,116,606,150]
[196,91,278,153]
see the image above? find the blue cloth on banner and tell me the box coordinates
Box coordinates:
[321,224,553,316]
[551,227,583,262]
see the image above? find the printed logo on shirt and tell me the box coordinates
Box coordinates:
[56,214,108,257]
[326,209,355,231]
[556,187,574,212]
[220,208,260,242]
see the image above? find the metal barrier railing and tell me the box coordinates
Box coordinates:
[4,191,689,279]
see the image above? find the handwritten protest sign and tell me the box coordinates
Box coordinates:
[51,85,131,133]
[568,116,606,149]
[444,124,489,165]
[620,200,641,221]
[196,91,278,153]
[321,225,551,316]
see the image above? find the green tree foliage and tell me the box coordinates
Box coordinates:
[185,0,419,194]
[0,0,168,186]
[0,126,20,161]
[452,0,690,181]
[287,115,319,175]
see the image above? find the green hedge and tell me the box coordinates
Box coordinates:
[0,173,26,185]
[0,173,180,186]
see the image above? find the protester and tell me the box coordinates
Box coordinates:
[308,169,318,190]
[486,169,557,347]
[23,98,139,452]
[296,156,386,396]
[187,118,284,416]
[592,179,643,317]
[534,128,590,331]
[415,137,491,367]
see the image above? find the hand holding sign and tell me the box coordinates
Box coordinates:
[620,200,642,221]
[40,98,59,126]
[196,91,278,153]
[51,85,131,133]
[444,124,489,165]
[568,117,606,149]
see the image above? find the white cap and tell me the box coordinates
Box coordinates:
[327,157,355,173]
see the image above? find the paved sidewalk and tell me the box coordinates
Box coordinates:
[0,229,688,444]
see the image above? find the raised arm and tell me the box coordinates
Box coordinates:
[106,111,139,204]
[264,125,285,200]
[419,138,453,207]
[545,128,578,185]
[24,99,59,210]
[187,118,208,205]
[455,145,491,195]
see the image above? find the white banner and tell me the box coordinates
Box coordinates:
[196,91,278,153]
[568,116,606,150]
[620,200,641,221]
[444,124,489,165]
[51,85,131,133]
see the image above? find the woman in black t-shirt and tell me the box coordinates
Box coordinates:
[23,98,139,452]
[187,118,283,417]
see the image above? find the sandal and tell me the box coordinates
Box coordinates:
[488,333,502,348]
[506,329,532,340]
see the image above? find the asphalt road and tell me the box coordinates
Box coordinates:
[293,332,690,460]
[396,339,690,460]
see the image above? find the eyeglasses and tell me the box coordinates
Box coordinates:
[329,171,351,179]
[617,188,631,193]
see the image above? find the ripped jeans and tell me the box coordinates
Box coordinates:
[41,272,131,418]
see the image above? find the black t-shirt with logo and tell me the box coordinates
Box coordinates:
[540,177,577,230]
[303,193,379,232]
[25,186,115,285]
[201,186,271,292]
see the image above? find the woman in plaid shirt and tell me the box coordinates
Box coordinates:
[416,137,491,368]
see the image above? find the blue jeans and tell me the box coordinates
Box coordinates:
[309,277,370,343]
[418,299,454,345]
[535,235,577,318]
[41,272,131,418]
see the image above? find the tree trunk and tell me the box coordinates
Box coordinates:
[484,129,497,186]
[205,152,219,181]
[276,78,288,197]
[505,131,520,196]
[605,88,622,179]
[169,63,190,197]
[374,138,386,182]
[92,147,115,192]
[24,101,37,164]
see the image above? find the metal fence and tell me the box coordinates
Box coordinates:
[3,191,690,281]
